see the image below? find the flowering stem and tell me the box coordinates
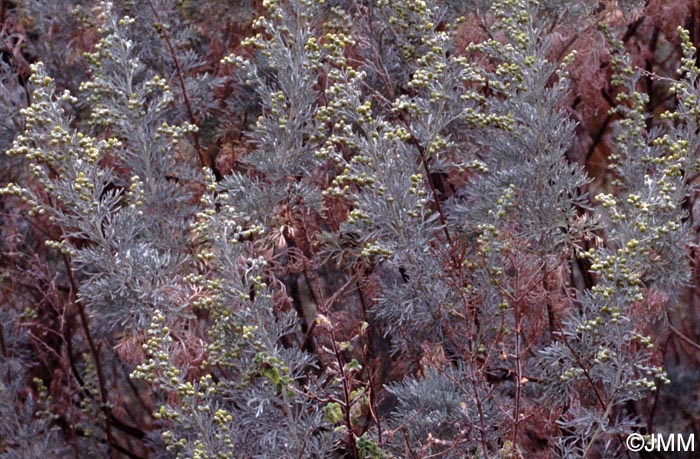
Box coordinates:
[145,0,208,169]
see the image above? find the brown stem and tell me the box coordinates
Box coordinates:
[511,301,523,448]
[145,0,208,169]
[556,326,607,412]
[497,256,543,452]
[668,322,700,352]
[356,276,383,445]
[350,0,395,101]
[443,368,490,458]
[110,440,149,459]
[0,321,6,358]
[126,371,154,415]
[107,411,146,441]
[297,211,359,458]
[61,253,116,459]
[0,0,6,29]
[408,136,454,248]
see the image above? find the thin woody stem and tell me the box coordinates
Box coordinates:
[145,0,208,169]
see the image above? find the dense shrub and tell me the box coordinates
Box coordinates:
[1,1,700,458]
